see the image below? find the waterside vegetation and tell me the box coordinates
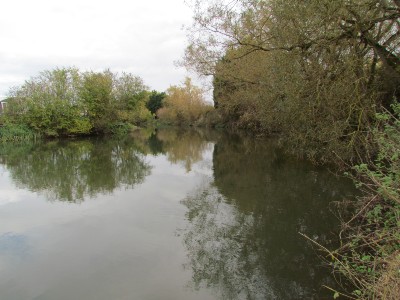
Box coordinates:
[181,0,399,298]
[0,69,213,139]
[333,104,399,299]
[156,77,214,126]
[1,0,399,298]
[0,68,153,137]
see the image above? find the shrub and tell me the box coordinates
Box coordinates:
[3,68,154,137]
[0,123,36,142]
[333,102,400,299]
[157,78,213,125]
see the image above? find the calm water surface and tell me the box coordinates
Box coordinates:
[0,128,356,299]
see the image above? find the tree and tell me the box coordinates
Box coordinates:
[79,70,115,132]
[5,67,91,136]
[113,73,152,125]
[185,0,400,79]
[184,0,400,161]
[157,77,213,125]
[114,73,148,109]
[4,68,153,136]
[146,90,166,115]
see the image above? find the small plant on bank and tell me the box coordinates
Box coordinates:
[106,122,136,136]
[0,123,37,142]
[334,102,400,299]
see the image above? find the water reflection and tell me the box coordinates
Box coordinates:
[181,132,356,299]
[182,183,275,299]
[157,128,214,172]
[0,128,217,203]
[0,138,151,203]
[0,128,357,299]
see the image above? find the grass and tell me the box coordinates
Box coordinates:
[0,123,37,142]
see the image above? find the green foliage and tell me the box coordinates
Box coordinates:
[79,70,115,132]
[114,73,148,109]
[114,101,153,126]
[4,67,154,137]
[112,73,153,126]
[146,90,166,115]
[334,103,400,299]
[106,122,135,136]
[0,123,36,142]
[4,68,90,137]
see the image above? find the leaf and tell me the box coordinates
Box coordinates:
[333,291,340,299]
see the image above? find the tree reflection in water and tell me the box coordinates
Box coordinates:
[0,128,216,203]
[0,138,151,203]
[181,132,356,299]
[156,128,214,172]
[0,129,357,298]
[182,183,276,299]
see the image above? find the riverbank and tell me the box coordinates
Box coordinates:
[182,104,400,298]
[331,105,400,299]
[0,123,38,142]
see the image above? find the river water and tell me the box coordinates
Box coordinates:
[0,128,356,299]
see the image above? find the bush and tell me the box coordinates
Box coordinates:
[4,68,153,137]
[0,123,36,142]
[333,102,400,299]
[106,122,135,136]
[157,78,214,126]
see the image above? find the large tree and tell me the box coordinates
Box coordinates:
[184,0,400,162]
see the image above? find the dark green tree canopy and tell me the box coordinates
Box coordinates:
[146,90,166,114]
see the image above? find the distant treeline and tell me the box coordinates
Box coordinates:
[0,68,213,140]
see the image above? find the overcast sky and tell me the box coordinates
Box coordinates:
[0,0,196,99]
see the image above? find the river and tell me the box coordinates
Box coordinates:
[0,128,356,299]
